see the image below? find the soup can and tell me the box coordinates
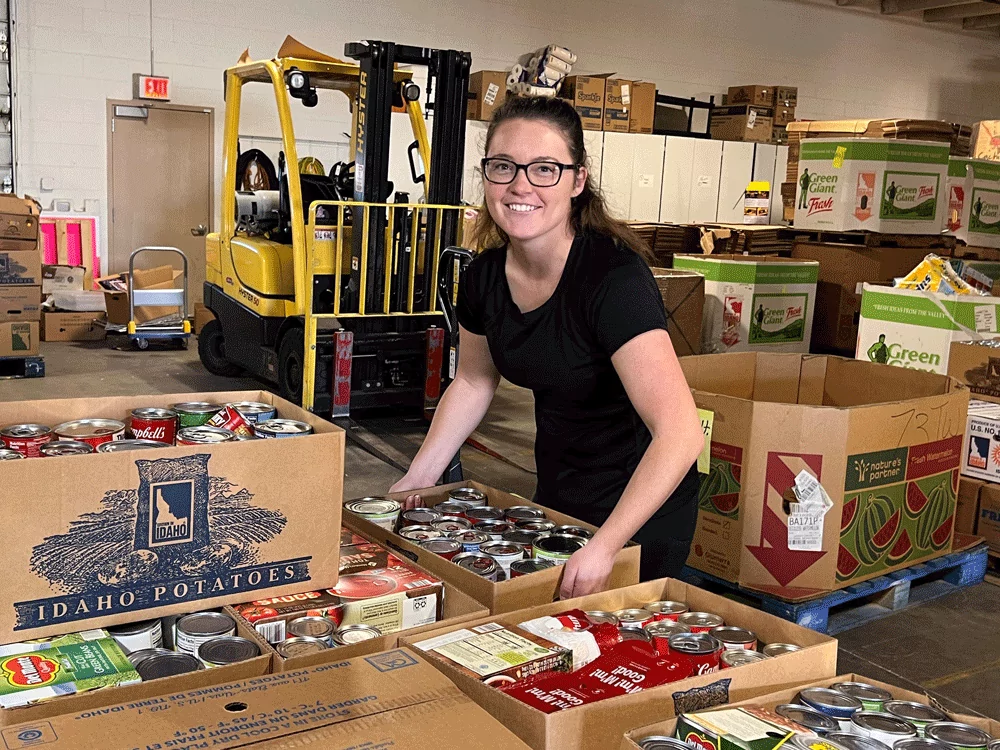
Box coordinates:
[466,507,504,523]
[40,440,94,457]
[480,541,524,578]
[254,419,313,438]
[798,686,864,730]
[171,402,222,428]
[400,525,443,542]
[884,702,950,737]
[924,723,993,750]
[639,738,691,750]
[762,642,801,657]
[287,616,335,646]
[0,448,23,460]
[532,533,585,564]
[106,619,163,654]
[276,636,328,658]
[510,558,555,577]
[448,487,488,507]
[332,624,382,646]
[678,611,724,633]
[435,501,470,518]
[615,609,653,630]
[720,649,770,668]
[505,506,546,522]
[98,439,171,452]
[206,405,254,438]
[450,530,490,554]
[344,497,401,531]
[830,681,894,712]
[619,627,653,645]
[401,508,441,528]
[897,739,953,750]
[503,529,540,546]
[174,611,237,656]
[643,601,688,622]
[127,647,174,669]
[419,538,462,560]
[197,636,261,668]
[644,619,690,655]
[776,703,840,734]
[54,419,125,449]
[586,611,620,626]
[667,632,722,675]
[177,426,235,445]
[136,651,203,680]
[552,525,594,540]
[432,516,472,533]
[517,519,555,532]
[128,407,179,444]
[225,401,277,424]
[453,552,501,581]
[851,712,918,745]
[826,733,894,750]
[473,520,513,540]
[0,423,51,457]
[710,626,757,651]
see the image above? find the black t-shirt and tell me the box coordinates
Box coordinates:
[457,232,699,528]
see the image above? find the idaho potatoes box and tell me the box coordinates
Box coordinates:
[0,390,343,641]
[681,353,967,596]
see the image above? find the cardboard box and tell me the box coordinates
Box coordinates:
[790,242,932,354]
[977,480,1000,555]
[971,120,1000,162]
[0,249,42,286]
[651,268,705,357]
[710,105,774,143]
[41,310,106,341]
[795,139,950,233]
[0,321,38,356]
[0,617,271,727]
[946,157,1000,248]
[962,399,1000,482]
[468,70,508,121]
[0,194,39,252]
[728,85,774,107]
[948,339,1000,403]
[628,81,656,134]
[773,106,795,128]
[0,647,535,749]
[42,265,87,295]
[772,126,788,146]
[194,301,215,333]
[402,578,838,750]
[102,265,182,325]
[672,255,818,354]
[562,76,605,131]
[957,477,983,535]
[348,481,641,614]
[773,85,798,107]
[680,352,967,594]
[603,79,632,133]
[621,673,999,750]
[0,286,40,322]
[0,390,344,641]
[856,284,1000,375]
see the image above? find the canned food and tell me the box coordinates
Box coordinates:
[419,538,462,560]
[988,742,1000,750]
[450,530,490,553]
[453,551,502,581]
[710,626,757,651]
[776,703,840,733]
[720,649,769,668]
[831,681,894,712]
[897,740,958,750]
[552,525,594,540]
[129,407,179,444]
[532,533,585,564]
[505,506,546,522]
[798,686,864,728]
[401,508,441,527]
[583,611,618,627]
[127,647,173,668]
[171,402,222,427]
[254,418,313,438]
[432,516,472,533]
[884,702,950,736]
[399,525,443,542]
[644,620,689,638]
[503,529,540,546]
[333,624,382,646]
[174,611,237,656]
[0,424,51,457]
[466,507,504,523]
[826,733,893,750]
[287,616,335,646]
[176,426,235,445]
[40,440,94,457]
[638,738,691,750]
[0,448,23,460]
[643,600,688,621]
[136,651,203,680]
[789,737,854,750]
[851,712,919,745]
[98,439,171,452]
[448,487,488,506]
[678,611,724,633]
[925,723,993,750]
[197,636,261,668]
[615,609,653,630]
[435,501,470,518]
[762,642,801,657]
[225,401,277,424]
[207,405,254,438]
[53,418,125,449]
[517,519,555,532]
[275,636,329,658]
[510,558,555,577]
[667,632,722,675]
[480,541,525,577]
[473,520,513,540]
[344,497,401,531]
[619,626,653,644]
[107,619,163,654]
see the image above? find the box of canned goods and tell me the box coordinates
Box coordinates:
[0,390,344,641]
[345,481,641,614]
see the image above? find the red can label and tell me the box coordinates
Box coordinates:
[74,429,124,450]
[129,413,178,445]
[668,644,721,675]
[207,406,254,438]
[1,433,51,458]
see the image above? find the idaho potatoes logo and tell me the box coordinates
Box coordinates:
[2,654,60,687]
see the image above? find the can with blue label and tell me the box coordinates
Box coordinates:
[254,419,313,438]
[225,401,277,424]
[450,530,489,553]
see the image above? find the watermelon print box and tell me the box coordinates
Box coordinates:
[681,352,969,597]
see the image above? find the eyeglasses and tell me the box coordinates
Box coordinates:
[481,158,579,187]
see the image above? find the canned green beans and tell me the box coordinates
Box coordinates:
[831,681,893,711]
[884,702,950,737]
[171,402,222,428]
[532,533,585,564]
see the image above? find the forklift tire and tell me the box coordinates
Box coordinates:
[277,326,305,406]
[198,319,243,377]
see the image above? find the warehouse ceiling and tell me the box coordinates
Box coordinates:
[834,0,1000,34]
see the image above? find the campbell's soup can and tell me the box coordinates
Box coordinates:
[710,626,758,651]
[505,506,546,522]
[678,611,724,633]
[225,401,277,424]
[399,525,443,542]
[54,419,125,449]
[129,408,179,445]
[453,552,501,581]
[450,530,490,554]
[667,632,722,675]
[0,448,24,460]
[419,538,462,560]
[448,487,488,507]
[435,501,469,518]
[208,406,255,438]
[473,520,513,540]
[401,508,441,528]
[643,601,688,622]
[466,506,504,523]
[171,402,222,428]
[720,649,769,668]
[432,516,471,533]
[0,424,52,457]
[40,440,94,457]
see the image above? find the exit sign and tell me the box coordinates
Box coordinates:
[132,73,170,101]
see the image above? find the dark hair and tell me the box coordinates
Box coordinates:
[471,96,651,260]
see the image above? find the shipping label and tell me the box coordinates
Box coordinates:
[748,293,807,345]
[880,171,940,222]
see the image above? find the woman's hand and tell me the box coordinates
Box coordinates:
[559,540,618,600]
[388,474,435,511]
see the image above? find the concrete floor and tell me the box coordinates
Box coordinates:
[4,340,999,719]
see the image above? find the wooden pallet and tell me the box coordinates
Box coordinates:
[0,355,44,379]
[780,228,956,250]
[681,543,989,635]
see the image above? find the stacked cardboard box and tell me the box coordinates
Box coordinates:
[0,195,42,356]
[971,120,1000,162]
[717,85,796,144]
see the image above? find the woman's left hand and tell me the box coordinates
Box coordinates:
[559,541,618,600]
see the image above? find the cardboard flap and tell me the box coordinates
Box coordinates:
[131,264,181,290]
[823,356,955,406]
[751,353,807,404]
[277,35,348,64]
[682,352,758,398]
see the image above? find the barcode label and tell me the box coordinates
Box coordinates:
[256,620,286,644]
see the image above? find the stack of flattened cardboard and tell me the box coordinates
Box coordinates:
[703,224,792,255]
[0,195,42,356]
[627,223,703,267]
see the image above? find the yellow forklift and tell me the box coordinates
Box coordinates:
[199,40,473,418]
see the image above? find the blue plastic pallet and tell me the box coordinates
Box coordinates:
[681,543,989,635]
[0,355,44,379]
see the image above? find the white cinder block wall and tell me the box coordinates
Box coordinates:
[15,0,1000,262]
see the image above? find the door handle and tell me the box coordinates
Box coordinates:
[191,224,208,236]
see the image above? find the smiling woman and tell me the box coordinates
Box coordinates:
[389,97,703,598]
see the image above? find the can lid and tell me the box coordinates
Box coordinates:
[644,601,688,615]
[448,487,487,503]
[615,609,653,622]
[720,649,768,667]
[710,626,756,643]
[54,419,125,437]
[0,423,50,437]
[333,624,382,645]
[225,401,273,413]
[345,498,401,515]
[127,647,173,668]
[451,530,490,544]
[480,541,522,556]
[775,704,840,731]
[679,611,724,627]
[799,686,863,716]
[830,681,894,702]
[454,552,500,575]
[638,738,691,750]
[171,402,222,413]
[510,558,555,573]
[644,620,690,637]
[762,642,801,656]
[895,739,954,750]
[503,529,540,545]
[0,449,24,459]
[40,440,94,456]
[826,733,893,750]
[667,632,721,655]
[585,611,620,626]
[131,407,177,419]
[925,722,994,747]
[177,611,236,637]
[853,711,919,735]
[619,627,652,643]
[288,616,335,639]
[197,636,261,665]
[533,533,586,554]
[256,419,312,434]
[136,652,203,679]
[884,701,950,722]
[419,538,462,553]
[276,636,328,658]
[177,426,234,443]
[98,439,171,452]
